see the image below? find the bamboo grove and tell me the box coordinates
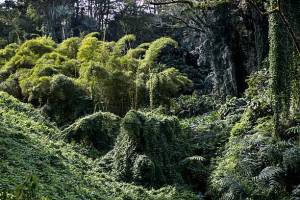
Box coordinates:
[0,34,192,124]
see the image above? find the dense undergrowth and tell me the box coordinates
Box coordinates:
[0,34,299,200]
[0,91,198,200]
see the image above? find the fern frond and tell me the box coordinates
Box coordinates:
[286,125,300,134]
[180,155,205,165]
[253,166,284,192]
[282,147,300,171]
[219,177,247,200]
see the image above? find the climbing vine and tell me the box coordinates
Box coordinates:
[268,0,300,135]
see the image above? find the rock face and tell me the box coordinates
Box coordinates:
[101,110,188,187]
[173,2,269,99]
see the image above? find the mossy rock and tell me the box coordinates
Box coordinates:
[102,110,188,187]
[63,112,121,152]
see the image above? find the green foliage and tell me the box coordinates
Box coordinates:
[245,68,270,99]
[0,43,19,67]
[0,37,55,83]
[77,36,102,63]
[0,91,198,200]
[179,106,236,192]
[43,74,92,125]
[0,35,192,126]
[101,110,190,187]
[170,94,215,118]
[112,34,136,56]
[56,37,81,59]
[147,68,192,108]
[140,37,178,73]
[63,111,121,154]
[0,175,48,200]
[209,95,299,200]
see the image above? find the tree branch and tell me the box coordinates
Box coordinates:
[149,1,194,7]
[170,15,205,33]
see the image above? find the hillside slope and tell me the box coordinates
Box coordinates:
[0,91,197,200]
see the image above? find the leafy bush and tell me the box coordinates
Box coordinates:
[42,75,92,125]
[170,94,215,118]
[63,111,120,153]
[101,110,190,187]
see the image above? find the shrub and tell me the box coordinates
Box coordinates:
[101,110,189,187]
[63,112,120,153]
[41,75,92,125]
[170,94,215,118]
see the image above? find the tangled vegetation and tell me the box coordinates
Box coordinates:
[0,0,299,199]
[100,110,190,187]
[0,91,198,200]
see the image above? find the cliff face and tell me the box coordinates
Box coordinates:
[176,2,269,99]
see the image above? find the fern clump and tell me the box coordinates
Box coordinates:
[209,79,299,199]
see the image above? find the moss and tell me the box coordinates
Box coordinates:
[268,0,300,135]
